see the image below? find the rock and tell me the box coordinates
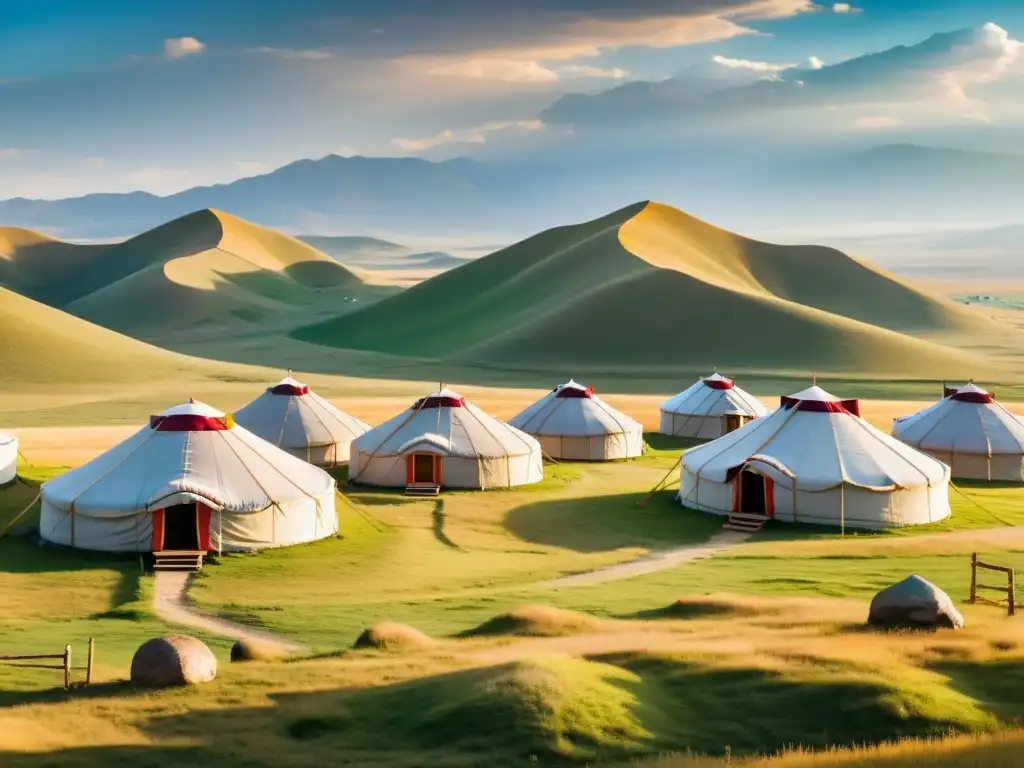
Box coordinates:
[868,575,964,630]
[230,638,288,662]
[131,635,217,687]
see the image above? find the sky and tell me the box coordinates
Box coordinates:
[1,0,1022,199]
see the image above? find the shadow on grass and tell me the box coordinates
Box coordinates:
[431,500,461,551]
[0,680,136,708]
[642,433,704,452]
[3,651,1010,766]
[505,490,722,553]
[930,658,1024,723]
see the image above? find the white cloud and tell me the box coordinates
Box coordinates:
[939,23,1023,105]
[855,116,903,129]
[808,55,825,70]
[393,119,545,152]
[832,3,861,13]
[559,64,630,79]
[712,55,796,73]
[82,156,107,170]
[424,58,559,82]
[247,47,336,61]
[0,148,25,161]
[405,1,816,83]
[164,37,206,60]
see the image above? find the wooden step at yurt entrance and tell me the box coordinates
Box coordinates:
[723,513,767,533]
[153,550,206,571]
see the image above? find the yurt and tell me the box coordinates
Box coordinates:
[40,400,337,553]
[678,385,951,529]
[233,375,370,466]
[509,380,643,461]
[659,373,767,439]
[0,432,17,484]
[349,389,542,489]
[892,382,1024,481]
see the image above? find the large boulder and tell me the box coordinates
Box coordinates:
[868,575,964,630]
[131,635,217,687]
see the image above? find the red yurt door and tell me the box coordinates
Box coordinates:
[152,503,212,551]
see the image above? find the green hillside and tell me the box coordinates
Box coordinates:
[294,201,1006,378]
[0,210,362,336]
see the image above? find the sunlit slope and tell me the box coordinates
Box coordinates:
[0,287,233,386]
[2,210,362,334]
[295,201,998,377]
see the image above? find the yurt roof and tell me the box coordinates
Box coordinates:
[660,373,766,418]
[42,400,334,518]
[509,380,641,437]
[893,382,1024,455]
[353,389,538,460]
[682,386,947,492]
[234,376,370,449]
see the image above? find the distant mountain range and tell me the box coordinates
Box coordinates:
[1,143,1022,240]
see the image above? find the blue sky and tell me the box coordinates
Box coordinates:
[1,0,1021,198]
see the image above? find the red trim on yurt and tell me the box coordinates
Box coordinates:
[555,385,594,399]
[197,504,212,551]
[953,391,994,404]
[405,455,415,485]
[943,387,958,399]
[414,395,466,409]
[704,378,735,390]
[151,509,165,551]
[151,415,229,432]
[764,477,775,519]
[271,383,310,395]
[780,397,860,416]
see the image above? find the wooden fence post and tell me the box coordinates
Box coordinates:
[63,645,72,690]
[970,552,978,604]
[87,638,95,685]
[1010,570,1016,617]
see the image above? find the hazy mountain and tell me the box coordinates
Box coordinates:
[543,25,1014,130]
[0,156,511,239]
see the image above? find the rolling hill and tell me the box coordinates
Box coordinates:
[294,201,1005,379]
[0,286,241,387]
[0,210,363,337]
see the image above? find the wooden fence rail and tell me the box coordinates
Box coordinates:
[0,639,93,690]
[969,553,1017,616]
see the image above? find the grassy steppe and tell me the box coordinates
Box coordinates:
[2,452,1024,766]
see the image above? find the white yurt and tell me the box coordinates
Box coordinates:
[40,400,337,553]
[349,389,543,489]
[0,432,17,484]
[659,373,767,439]
[509,380,643,461]
[892,382,1024,481]
[233,375,370,466]
[678,385,951,529]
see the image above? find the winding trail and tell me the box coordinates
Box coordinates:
[153,571,304,653]
[539,528,753,588]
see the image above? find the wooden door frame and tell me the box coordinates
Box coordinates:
[406,453,443,486]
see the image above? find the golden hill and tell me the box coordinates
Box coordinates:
[0,210,361,336]
[295,201,1005,378]
[0,286,235,387]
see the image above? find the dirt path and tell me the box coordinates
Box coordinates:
[539,528,753,588]
[153,571,304,653]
